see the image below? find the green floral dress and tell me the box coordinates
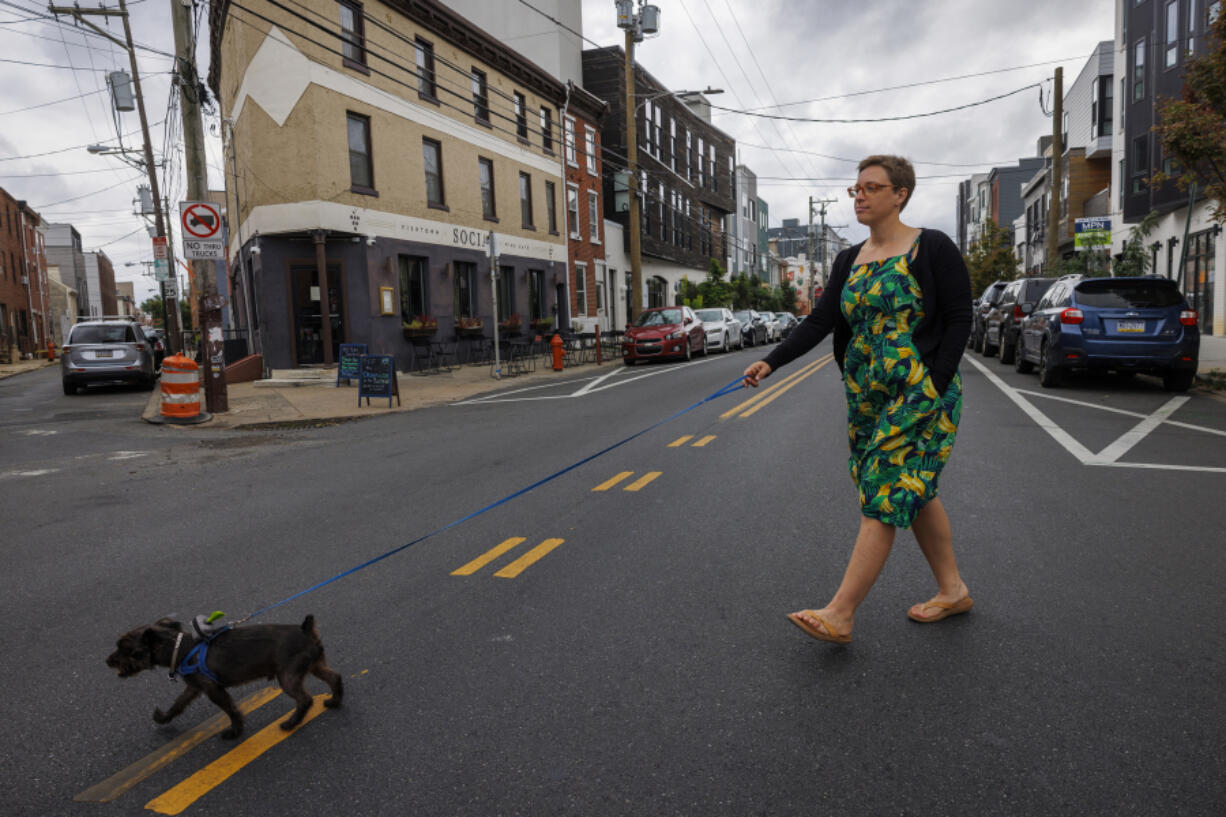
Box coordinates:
[841,237,962,528]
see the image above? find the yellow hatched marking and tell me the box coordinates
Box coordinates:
[451,537,526,575]
[691,435,717,447]
[144,694,332,816]
[494,538,565,578]
[721,354,833,419]
[667,435,694,447]
[623,471,662,491]
[74,687,282,803]
[592,471,634,491]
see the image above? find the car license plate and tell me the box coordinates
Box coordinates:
[94,349,114,358]
[1117,320,1145,333]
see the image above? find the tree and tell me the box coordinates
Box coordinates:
[1153,7,1226,222]
[964,218,1017,295]
[1112,209,1159,277]
[696,258,733,308]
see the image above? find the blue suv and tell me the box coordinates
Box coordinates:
[1015,275,1199,392]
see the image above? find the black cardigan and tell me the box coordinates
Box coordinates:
[762,228,972,393]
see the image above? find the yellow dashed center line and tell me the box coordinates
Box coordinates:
[623,471,662,491]
[667,435,694,447]
[451,537,526,575]
[691,435,717,447]
[494,538,565,578]
[144,694,333,815]
[592,471,634,491]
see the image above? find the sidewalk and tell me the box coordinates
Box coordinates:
[138,357,610,429]
[0,357,54,380]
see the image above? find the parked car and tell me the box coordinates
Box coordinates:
[693,307,743,352]
[622,305,706,364]
[774,312,799,339]
[144,327,167,370]
[758,311,782,343]
[733,309,768,347]
[1015,275,1199,391]
[61,318,158,394]
[970,280,1009,353]
[982,276,1057,362]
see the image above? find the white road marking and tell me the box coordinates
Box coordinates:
[17,429,58,436]
[108,451,152,461]
[454,359,711,404]
[0,469,59,479]
[965,357,1224,473]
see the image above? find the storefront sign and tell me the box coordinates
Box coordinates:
[337,343,366,386]
[358,355,400,407]
[1074,217,1111,251]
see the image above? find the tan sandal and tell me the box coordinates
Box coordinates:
[786,610,852,644]
[907,596,973,623]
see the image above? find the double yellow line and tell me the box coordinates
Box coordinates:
[720,353,834,420]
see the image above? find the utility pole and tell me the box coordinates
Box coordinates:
[51,0,181,354]
[171,0,227,411]
[623,25,643,323]
[1047,66,1063,269]
[809,196,837,300]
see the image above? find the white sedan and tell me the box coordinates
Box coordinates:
[693,307,743,352]
[758,311,782,342]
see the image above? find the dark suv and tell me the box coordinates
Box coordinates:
[1015,275,1200,391]
[970,280,1008,353]
[982,277,1056,363]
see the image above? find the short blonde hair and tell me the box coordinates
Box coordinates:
[858,155,916,211]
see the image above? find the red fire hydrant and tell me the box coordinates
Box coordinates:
[551,332,564,371]
[47,340,55,362]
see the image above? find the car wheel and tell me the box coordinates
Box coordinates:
[684,338,692,361]
[1163,370,1195,392]
[62,379,78,396]
[981,331,997,357]
[1037,341,1063,388]
[1014,342,1034,374]
[999,332,1015,365]
[699,335,708,357]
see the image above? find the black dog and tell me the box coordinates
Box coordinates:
[107,615,343,739]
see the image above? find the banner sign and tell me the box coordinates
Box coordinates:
[1074,217,1111,251]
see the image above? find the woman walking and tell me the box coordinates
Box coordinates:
[742,155,973,645]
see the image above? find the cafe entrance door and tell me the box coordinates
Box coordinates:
[291,264,344,365]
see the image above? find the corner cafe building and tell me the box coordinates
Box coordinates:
[232,204,568,372]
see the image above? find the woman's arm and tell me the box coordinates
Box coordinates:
[928,233,972,392]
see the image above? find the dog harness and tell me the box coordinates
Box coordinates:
[175,640,221,683]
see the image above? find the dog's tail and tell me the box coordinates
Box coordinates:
[301,614,321,643]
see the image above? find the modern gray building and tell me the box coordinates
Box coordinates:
[729,164,759,278]
[42,223,89,317]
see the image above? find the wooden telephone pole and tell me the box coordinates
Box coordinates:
[1047,67,1063,268]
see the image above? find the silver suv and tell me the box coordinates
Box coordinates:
[61,318,158,395]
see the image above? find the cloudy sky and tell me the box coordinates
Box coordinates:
[0,0,1115,302]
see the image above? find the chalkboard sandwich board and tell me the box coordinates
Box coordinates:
[358,354,400,407]
[337,343,366,386]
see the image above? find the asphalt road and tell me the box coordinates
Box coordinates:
[2,349,1224,816]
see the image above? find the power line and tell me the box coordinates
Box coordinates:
[734,141,1024,169]
[0,88,108,115]
[0,119,166,162]
[32,174,143,208]
[707,83,1042,124]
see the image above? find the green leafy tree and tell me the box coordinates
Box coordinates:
[697,258,733,308]
[1153,8,1226,222]
[1112,209,1159,277]
[678,275,701,307]
[964,218,1017,294]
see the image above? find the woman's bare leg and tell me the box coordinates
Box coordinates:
[908,497,970,619]
[792,515,895,637]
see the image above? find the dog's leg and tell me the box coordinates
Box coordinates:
[311,651,344,709]
[154,684,201,724]
[278,670,314,731]
[201,684,244,739]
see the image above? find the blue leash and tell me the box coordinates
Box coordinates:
[231,376,746,626]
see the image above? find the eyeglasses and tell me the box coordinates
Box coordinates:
[847,182,897,198]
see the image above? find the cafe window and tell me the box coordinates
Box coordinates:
[453,261,477,320]
[479,157,496,220]
[514,92,528,140]
[545,180,558,234]
[471,68,489,122]
[529,269,545,321]
[338,0,365,68]
[347,112,374,193]
[540,107,553,152]
[520,172,534,228]
[423,137,444,208]
[415,38,436,99]
[398,256,427,323]
[498,265,514,322]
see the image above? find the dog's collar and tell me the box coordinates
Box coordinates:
[167,632,184,682]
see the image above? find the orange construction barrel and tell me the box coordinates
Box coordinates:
[160,354,202,419]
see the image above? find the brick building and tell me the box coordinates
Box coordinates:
[0,187,50,357]
[561,83,610,332]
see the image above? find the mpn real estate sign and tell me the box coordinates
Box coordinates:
[1074,217,1111,251]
